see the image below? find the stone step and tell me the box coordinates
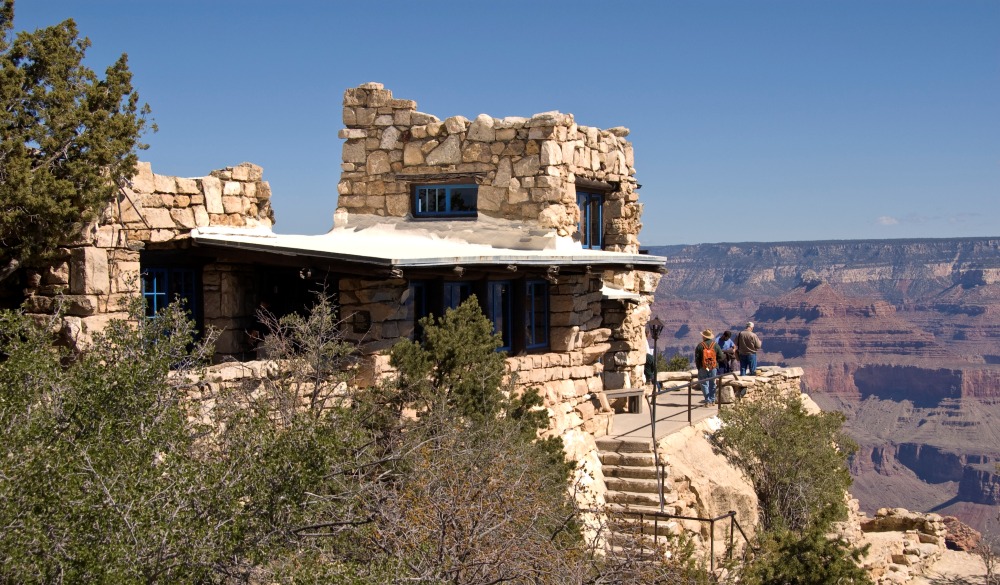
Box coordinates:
[609,515,680,538]
[606,489,662,507]
[607,502,681,517]
[603,465,660,480]
[605,543,665,562]
[596,437,653,453]
[599,451,656,467]
[604,476,661,494]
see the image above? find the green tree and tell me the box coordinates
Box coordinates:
[713,392,856,534]
[0,0,152,283]
[665,353,691,372]
[739,528,872,585]
[389,297,509,423]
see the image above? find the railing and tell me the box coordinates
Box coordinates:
[645,371,740,514]
[600,508,755,573]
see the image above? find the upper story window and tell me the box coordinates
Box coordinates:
[414,184,478,218]
[577,191,603,249]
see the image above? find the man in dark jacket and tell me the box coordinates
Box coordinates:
[695,329,724,405]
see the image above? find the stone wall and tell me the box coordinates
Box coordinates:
[21,162,274,349]
[856,508,951,584]
[337,82,643,252]
[657,365,806,403]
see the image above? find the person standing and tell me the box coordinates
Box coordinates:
[716,330,737,374]
[695,329,723,405]
[737,321,762,375]
[644,351,660,392]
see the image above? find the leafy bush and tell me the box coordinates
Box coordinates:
[665,353,691,372]
[739,528,872,585]
[713,392,856,534]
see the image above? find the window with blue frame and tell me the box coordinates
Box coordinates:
[414,184,478,218]
[443,281,473,310]
[577,191,603,249]
[141,267,198,319]
[488,281,513,352]
[524,280,549,349]
[409,278,549,353]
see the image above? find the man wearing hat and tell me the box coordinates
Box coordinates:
[695,329,725,405]
[737,321,763,375]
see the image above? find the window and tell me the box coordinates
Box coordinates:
[409,278,549,353]
[414,184,478,218]
[443,281,473,310]
[524,280,549,349]
[488,281,513,352]
[141,267,198,319]
[577,191,603,249]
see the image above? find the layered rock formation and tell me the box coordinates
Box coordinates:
[647,237,1000,532]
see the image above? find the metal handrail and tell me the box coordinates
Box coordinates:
[646,371,740,513]
[596,507,755,573]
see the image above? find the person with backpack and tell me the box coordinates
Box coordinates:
[695,329,724,405]
[737,321,763,375]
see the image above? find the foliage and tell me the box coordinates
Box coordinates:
[254,289,357,410]
[664,353,691,372]
[713,392,856,534]
[0,299,371,582]
[0,290,717,582]
[0,0,153,281]
[390,296,509,423]
[738,528,872,585]
[976,509,1000,585]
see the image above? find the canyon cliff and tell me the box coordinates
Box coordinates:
[647,237,1000,532]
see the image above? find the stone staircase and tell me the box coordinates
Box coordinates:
[597,437,680,554]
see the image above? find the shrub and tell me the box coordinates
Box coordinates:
[713,392,856,534]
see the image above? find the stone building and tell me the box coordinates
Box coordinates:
[16,82,666,478]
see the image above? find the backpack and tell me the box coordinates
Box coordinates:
[701,341,718,370]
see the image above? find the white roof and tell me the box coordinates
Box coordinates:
[191,219,665,270]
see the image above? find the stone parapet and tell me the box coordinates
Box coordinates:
[338,82,642,252]
[655,365,804,404]
[21,162,274,350]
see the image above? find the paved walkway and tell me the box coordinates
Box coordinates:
[606,385,721,443]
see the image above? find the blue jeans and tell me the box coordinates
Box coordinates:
[698,368,717,403]
[739,354,757,376]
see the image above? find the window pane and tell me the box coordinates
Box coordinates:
[489,281,512,351]
[451,186,477,212]
[142,269,167,317]
[577,191,603,249]
[525,280,548,348]
[434,188,446,212]
[589,199,602,248]
[444,282,472,310]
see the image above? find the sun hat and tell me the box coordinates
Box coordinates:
[701,329,713,340]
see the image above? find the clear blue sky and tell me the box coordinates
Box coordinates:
[13,1,1000,245]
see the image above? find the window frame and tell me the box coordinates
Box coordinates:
[577,190,604,249]
[409,277,550,353]
[141,266,199,321]
[413,183,479,218]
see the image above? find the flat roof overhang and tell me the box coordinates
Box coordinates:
[190,228,667,273]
